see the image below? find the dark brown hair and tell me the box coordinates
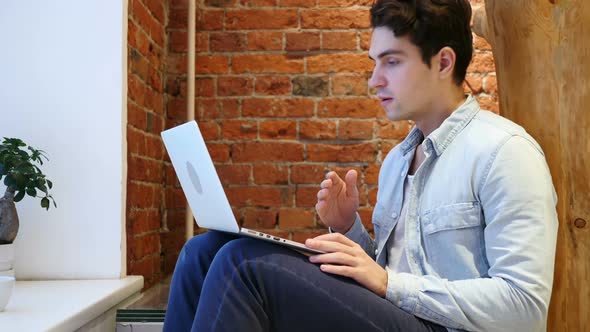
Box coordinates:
[371,0,473,85]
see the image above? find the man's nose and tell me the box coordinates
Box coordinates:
[368,66,384,89]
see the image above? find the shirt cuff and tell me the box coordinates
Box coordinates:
[385,272,421,312]
[329,213,363,238]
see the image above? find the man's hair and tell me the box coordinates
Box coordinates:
[370,0,473,85]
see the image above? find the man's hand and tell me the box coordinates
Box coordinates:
[305,233,388,298]
[315,170,359,233]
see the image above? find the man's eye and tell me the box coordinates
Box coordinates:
[387,59,399,65]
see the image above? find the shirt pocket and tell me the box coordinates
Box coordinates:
[421,202,488,280]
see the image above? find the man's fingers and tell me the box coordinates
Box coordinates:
[317,188,330,200]
[344,169,358,197]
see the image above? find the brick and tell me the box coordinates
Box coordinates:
[255,76,292,95]
[468,52,496,73]
[286,32,321,51]
[259,120,297,139]
[332,74,368,96]
[233,142,304,162]
[368,186,378,206]
[279,208,316,229]
[210,32,247,52]
[295,186,319,207]
[131,0,165,47]
[292,76,329,97]
[377,119,411,139]
[364,164,380,185]
[130,233,161,260]
[307,143,377,162]
[318,0,373,5]
[129,210,161,236]
[226,9,298,30]
[240,0,277,6]
[198,98,219,119]
[291,164,327,184]
[207,143,231,162]
[338,119,374,140]
[322,31,357,50]
[220,99,242,118]
[243,98,314,118]
[129,49,149,83]
[217,76,254,96]
[253,164,289,184]
[204,0,238,7]
[198,120,220,140]
[308,53,373,73]
[301,9,370,29]
[216,164,251,184]
[128,182,161,208]
[381,140,400,156]
[299,120,337,140]
[473,34,492,51]
[165,186,185,209]
[476,95,500,114]
[128,155,164,183]
[360,30,371,50]
[222,120,258,139]
[226,187,290,207]
[464,74,483,94]
[279,0,315,7]
[233,54,304,74]
[170,0,188,8]
[318,98,380,118]
[143,0,166,24]
[483,74,497,94]
[128,102,147,130]
[199,10,225,30]
[358,207,374,231]
[165,163,180,186]
[247,31,283,51]
[196,55,230,74]
[195,77,216,98]
[242,208,278,228]
[127,128,165,159]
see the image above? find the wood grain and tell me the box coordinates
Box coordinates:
[474,1,589,330]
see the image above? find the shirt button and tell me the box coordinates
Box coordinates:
[375,249,379,256]
[391,212,398,218]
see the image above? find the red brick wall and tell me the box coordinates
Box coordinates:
[127,0,498,288]
[127,0,168,289]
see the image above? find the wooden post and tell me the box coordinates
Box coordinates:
[473,1,590,330]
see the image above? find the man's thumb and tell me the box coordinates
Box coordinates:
[344,169,359,197]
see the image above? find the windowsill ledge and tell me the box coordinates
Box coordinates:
[0,276,143,331]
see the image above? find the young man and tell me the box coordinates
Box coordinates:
[163,1,558,331]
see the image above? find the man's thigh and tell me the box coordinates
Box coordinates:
[201,238,445,332]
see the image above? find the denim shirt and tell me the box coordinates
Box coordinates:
[345,95,558,332]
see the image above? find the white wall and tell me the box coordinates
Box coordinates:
[0,0,127,279]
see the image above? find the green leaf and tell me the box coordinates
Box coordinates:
[36,178,48,194]
[47,180,53,189]
[3,174,15,187]
[0,164,5,176]
[41,197,50,209]
[26,187,37,197]
[14,190,25,202]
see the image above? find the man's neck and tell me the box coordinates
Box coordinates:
[414,89,467,138]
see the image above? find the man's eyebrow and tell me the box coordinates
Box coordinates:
[368,49,407,60]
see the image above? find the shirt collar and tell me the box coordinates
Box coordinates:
[399,95,480,157]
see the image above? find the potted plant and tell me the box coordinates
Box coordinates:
[0,137,56,277]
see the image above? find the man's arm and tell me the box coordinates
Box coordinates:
[386,136,558,331]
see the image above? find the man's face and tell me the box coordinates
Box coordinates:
[368,26,439,122]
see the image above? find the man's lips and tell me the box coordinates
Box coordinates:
[379,97,394,105]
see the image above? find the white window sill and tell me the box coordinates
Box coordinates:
[0,276,143,332]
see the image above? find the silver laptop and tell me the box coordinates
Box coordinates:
[161,120,324,255]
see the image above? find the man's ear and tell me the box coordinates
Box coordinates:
[436,47,456,80]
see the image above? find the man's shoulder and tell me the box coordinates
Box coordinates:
[465,110,543,153]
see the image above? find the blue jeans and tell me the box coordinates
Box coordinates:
[163,231,446,332]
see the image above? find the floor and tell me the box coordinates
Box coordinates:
[127,275,171,310]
